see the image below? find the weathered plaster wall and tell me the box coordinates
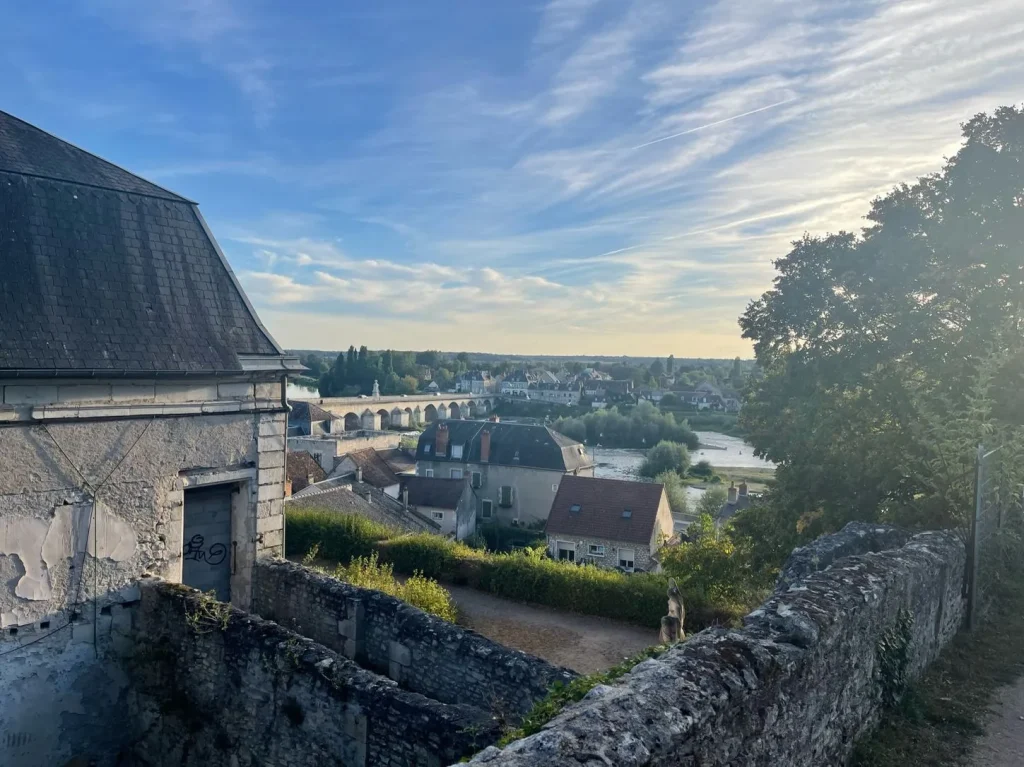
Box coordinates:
[252,558,575,717]
[464,523,966,767]
[131,579,499,767]
[0,379,288,767]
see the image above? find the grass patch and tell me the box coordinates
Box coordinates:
[850,568,1024,766]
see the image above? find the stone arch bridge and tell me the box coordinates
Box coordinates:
[304,393,500,431]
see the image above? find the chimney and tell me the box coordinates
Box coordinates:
[489,414,500,423]
[436,422,449,456]
[738,482,748,498]
[402,487,409,510]
[727,483,738,505]
[356,466,363,484]
[481,429,491,463]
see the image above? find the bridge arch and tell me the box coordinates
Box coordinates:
[424,404,437,423]
[377,408,391,429]
[343,412,360,431]
[467,400,479,418]
[449,402,462,420]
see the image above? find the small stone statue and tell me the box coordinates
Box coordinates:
[372,379,380,399]
[659,577,685,644]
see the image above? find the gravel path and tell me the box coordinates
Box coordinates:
[446,584,658,674]
[971,678,1024,766]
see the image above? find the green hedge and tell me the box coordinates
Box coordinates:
[287,508,745,630]
[286,509,394,563]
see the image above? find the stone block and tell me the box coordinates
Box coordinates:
[259,419,286,437]
[201,401,242,414]
[218,382,255,399]
[258,450,285,469]
[255,382,282,400]
[154,383,219,403]
[258,467,284,486]
[257,515,282,534]
[259,435,286,453]
[258,483,283,502]
[257,499,284,519]
[57,384,112,404]
[4,385,59,405]
[262,529,283,549]
[111,383,156,403]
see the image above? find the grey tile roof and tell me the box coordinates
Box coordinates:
[0,110,281,373]
[288,478,439,533]
[545,475,665,545]
[416,421,591,472]
[402,476,466,510]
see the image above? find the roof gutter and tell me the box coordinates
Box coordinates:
[0,367,293,379]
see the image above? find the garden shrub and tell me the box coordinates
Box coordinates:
[286,508,394,562]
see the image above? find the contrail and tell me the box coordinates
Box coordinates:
[630,97,797,151]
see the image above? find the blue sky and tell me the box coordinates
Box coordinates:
[3,0,1023,356]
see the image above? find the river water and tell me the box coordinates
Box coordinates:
[287,382,320,400]
[593,432,774,506]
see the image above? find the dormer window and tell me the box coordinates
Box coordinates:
[452,445,463,459]
[622,509,632,519]
[570,504,582,513]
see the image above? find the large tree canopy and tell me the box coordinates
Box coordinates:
[740,106,1024,536]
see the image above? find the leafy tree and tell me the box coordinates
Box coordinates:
[689,460,714,479]
[655,470,690,516]
[666,355,675,375]
[639,440,690,478]
[659,393,680,407]
[552,402,699,450]
[650,358,665,377]
[659,514,764,603]
[302,353,326,377]
[740,105,1024,539]
[416,350,441,368]
[695,487,727,519]
[397,375,419,395]
[729,357,742,387]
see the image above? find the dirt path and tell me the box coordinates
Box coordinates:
[447,584,658,674]
[970,677,1024,765]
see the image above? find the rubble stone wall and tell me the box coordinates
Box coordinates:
[465,523,966,767]
[252,558,576,717]
[130,579,499,767]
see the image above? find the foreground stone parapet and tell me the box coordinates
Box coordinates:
[462,525,965,767]
[253,558,576,717]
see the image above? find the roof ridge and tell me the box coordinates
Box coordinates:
[0,109,192,203]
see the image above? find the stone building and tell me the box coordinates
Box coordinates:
[0,110,300,766]
[401,475,475,538]
[544,475,673,572]
[415,420,593,527]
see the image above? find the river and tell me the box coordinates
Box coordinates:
[287,382,319,400]
[593,432,774,506]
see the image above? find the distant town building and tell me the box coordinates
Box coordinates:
[529,382,582,406]
[500,369,534,396]
[456,370,495,394]
[718,482,753,521]
[545,476,673,573]
[286,450,328,495]
[333,448,402,498]
[415,420,593,527]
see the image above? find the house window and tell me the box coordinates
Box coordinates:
[424,444,431,454]
[431,511,445,521]
[569,503,582,514]
[618,549,636,572]
[452,445,463,459]
[556,542,575,562]
[588,544,606,557]
[481,499,493,518]
[498,486,513,507]
[472,471,482,488]
[622,509,632,519]
[450,468,464,480]
[425,468,434,478]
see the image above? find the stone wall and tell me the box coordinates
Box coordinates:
[131,579,498,767]
[252,558,575,717]
[464,524,966,766]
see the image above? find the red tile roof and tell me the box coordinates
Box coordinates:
[545,475,665,545]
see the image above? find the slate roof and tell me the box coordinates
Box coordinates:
[545,475,666,545]
[0,110,285,373]
[342,448,400,488]
[402,476,466,510]
[416,421,591,472]
[286,451,327,490]
[287,480,439,533]
[378,447,416,475]
[290,400,333,425]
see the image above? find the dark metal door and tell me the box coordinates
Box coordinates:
[182,485,233,601]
